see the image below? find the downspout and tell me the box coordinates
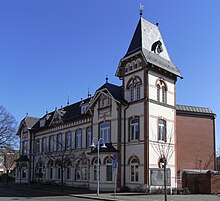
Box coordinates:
[28,129,32,187]
[123,104,129,188]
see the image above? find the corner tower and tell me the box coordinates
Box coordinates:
[116,16,182,189]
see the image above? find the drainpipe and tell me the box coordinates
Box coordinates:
[123,104,129,188]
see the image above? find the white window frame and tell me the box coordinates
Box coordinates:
[130,118,139,141]
[130,158,139,183]
[158,119,166,142]
[75,129,82,149]
[100,122,110,143]
[106,158,113,182]
[65,131,72,150]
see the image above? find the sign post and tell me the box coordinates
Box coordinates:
[113,154,118,199]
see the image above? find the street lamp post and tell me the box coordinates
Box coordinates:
[91,137,107,196]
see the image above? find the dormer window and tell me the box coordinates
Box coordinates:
[81,104,89,114]
[40,119,45,127]
[99,95,111,108]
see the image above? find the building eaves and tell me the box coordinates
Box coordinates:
[176,104,215,117]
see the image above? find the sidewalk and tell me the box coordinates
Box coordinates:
[0,182,219,201]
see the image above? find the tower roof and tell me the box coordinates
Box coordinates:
[117,17,182,78]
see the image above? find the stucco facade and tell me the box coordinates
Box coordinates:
[15,17,216,191]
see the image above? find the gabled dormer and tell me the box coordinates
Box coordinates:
[49,108,66,126]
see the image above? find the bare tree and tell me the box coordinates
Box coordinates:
[35,134,86,191]
[43,150,85,191]
[1,150,19,183]
[0,105,18,150]
[151,124,174,201]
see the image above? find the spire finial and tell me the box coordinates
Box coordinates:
[139,3,144,17]
[67,91,70,106]
[88,87,91,98]
[105,75,108,83]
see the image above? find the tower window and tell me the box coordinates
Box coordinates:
[158,119,166,142]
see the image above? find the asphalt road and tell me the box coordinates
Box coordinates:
[0,186,92,201]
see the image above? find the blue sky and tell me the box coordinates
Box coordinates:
[0,0,219,150]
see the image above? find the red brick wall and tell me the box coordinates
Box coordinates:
[211,174,220,194]
[176,115,215,173]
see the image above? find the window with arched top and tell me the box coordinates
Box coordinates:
[75,159,89,181]
[127,76,142,102]
[156,80,167,103]
[93,158,100,181]
[162,86,167,103]
[130,158,139,182]
[106,158,113,181]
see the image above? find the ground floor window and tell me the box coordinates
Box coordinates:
[57,167,61,180]
[130,158,139,182]
[22,169,27,179]
[75,159,89,181]
[106,158,113,181]
[49,168,53,180]
[66,167,71,180]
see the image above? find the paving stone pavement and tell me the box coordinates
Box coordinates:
[0,182,219,201]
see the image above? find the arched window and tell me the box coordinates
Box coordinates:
[130,158,139,182]
[100,122,110,143]
[130,117,139,141]
[157,84,160,102]
[106,158,113,181]
[156,80,167,103]
[162,86,167,103]
[127,76,142,102]
[130,85,135,101]
[75,159,89,181]
[158,119,166,142]
[93,158,100,181]
[136,83,141,100]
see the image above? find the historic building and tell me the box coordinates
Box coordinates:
[15,16,216,191]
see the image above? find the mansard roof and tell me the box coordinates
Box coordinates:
[116,17,182,78]
[176,104,215,117]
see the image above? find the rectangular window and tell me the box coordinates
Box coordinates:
[57,133,62,151]
[49,135,54,152]
[100,122,110,143]
[130,118,139,141]
[66,167,71,180]
[22,140,28,155]
[57,168,61,180]
[158,119,166,142]
[41,137,47,153]
[35,139,40,154]
[65,132,72,150]
[86,127,92,147]
[75,129,82,148]
[22,169,27,179]
[49,168,53,180]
